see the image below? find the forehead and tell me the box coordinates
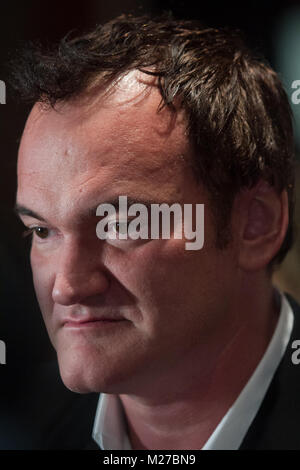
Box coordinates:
[17,72,193,222]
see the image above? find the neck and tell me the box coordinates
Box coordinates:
[119,279,280,450]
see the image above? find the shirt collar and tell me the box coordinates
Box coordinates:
[202,291,294,449]
[92,392,132,450]
[92,291,294,450]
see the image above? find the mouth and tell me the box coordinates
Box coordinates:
[63,318,129,329]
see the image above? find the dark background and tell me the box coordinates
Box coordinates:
[1,0,300,447]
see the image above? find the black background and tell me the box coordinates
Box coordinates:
[0,0,299,448]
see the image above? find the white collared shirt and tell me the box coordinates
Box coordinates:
[92,291,294,450]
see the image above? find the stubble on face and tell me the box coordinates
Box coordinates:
[16,71,236,395]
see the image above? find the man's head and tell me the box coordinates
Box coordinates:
[14,14,294,395]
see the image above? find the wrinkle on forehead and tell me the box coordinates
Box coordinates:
[20,72,189,172]
[17,70,194,225]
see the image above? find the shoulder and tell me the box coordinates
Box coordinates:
[240,292,300,449]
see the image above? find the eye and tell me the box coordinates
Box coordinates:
[33,226,49,239]
[110,221,130,236]
[22,226,50,240]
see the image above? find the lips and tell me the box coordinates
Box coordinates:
[62,316,128,328]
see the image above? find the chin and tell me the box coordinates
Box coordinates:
[56,350,131,394]
[57,357,103,393]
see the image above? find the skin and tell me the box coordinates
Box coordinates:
[16,72,288,449]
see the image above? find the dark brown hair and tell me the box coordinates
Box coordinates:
[10,13,295,267]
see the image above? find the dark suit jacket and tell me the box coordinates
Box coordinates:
[239,293,300,449]
[88,293,300,450]
[1,293,300,450]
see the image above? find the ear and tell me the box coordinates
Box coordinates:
[232,180,289,271]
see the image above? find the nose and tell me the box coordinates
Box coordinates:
[52,240,110,306]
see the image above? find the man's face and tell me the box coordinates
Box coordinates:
[16,74,238,395]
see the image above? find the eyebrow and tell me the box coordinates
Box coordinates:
[14,197,162,223]
[14,204,46,222]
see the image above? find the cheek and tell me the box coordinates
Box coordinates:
[30,249,55,317]
[108,240,216,324]
[120,237,233,326]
